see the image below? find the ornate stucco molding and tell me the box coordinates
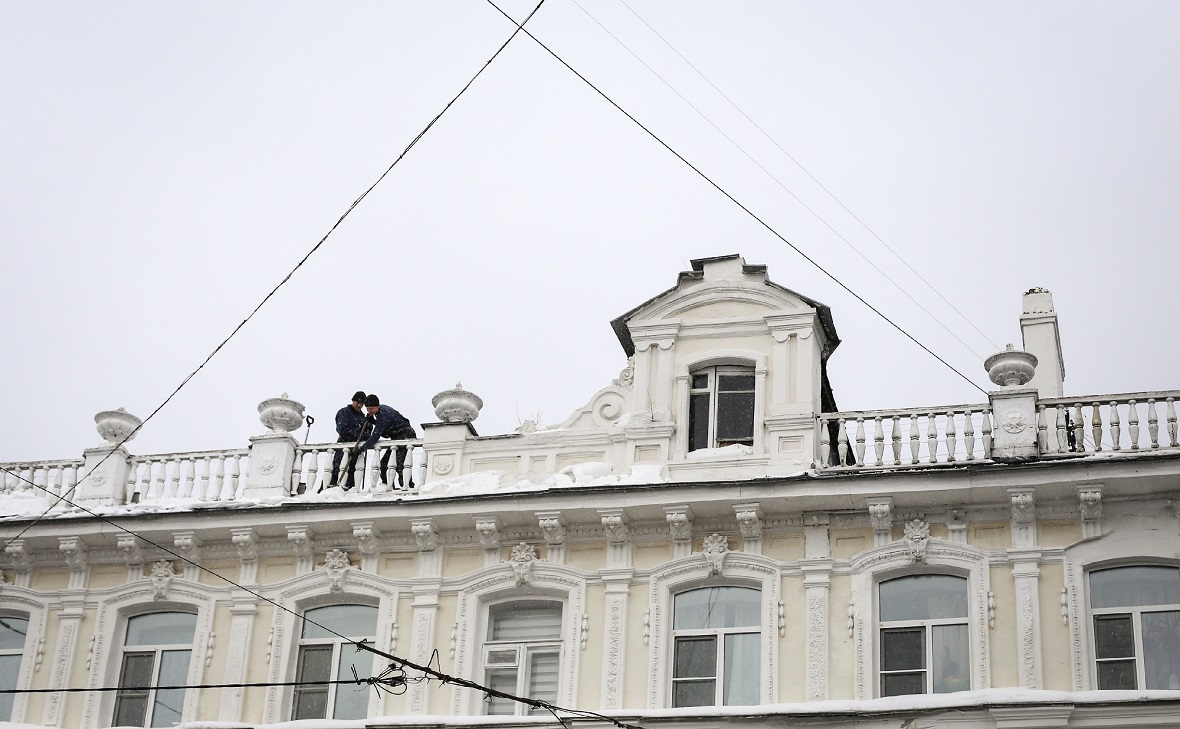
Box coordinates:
[352,522,380,573]
[734,502,764,555]
[173,531,202,581]
[230,528,259,584]
[285,525,315,576]
[320,549,351,593]
[664,505,693,559]
[58,537,88,590]
[1078,484,1103,539]
[866,497,894,547]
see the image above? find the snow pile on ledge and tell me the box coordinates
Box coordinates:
[685,443,755,460]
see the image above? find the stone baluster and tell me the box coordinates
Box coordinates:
[1091,403,1103,451]
[1128,400,1140,450]
[1056,406,1068,453]
[818,419,830,467]
[177,458,194,498]
[290,452,304,495]
[147,460,164,500]
[891,415,901,465]
[1168,398,1178,447]
[981,410,993,458]
[124,462,138,503]
[63,465,77,500]
[945,410,957,462]
[1072,404,1085,452]
[963,410,976,460]
[351,450,367,490]
[926,413,938,464]
[194,456,210,500]
[1147,399,1160,449]
[305,449,320,494]
[908,415,920,464]
[46,466,61,498]
[222,455,240,501]
[1109,401,1121,451]
[207,456,224,501]
[161,459,178,498]
[31,465,46,495]
[836,419,849,466]
[854,418,866,467]
[873,416,884,466]
[1036,405,1048,453]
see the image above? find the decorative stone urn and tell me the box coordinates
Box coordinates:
[258,393,305,433]
[94,408,142,445]
[432,382,483,424]
[984,345,1038,387]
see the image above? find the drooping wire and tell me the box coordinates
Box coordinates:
[0,0,548,555]
[485,0,988,397]
[615,0,1004,354]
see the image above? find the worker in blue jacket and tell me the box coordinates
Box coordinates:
[329,391,368,488]
[355,393,417,489]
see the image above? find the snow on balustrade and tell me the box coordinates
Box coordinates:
[293,440,424,494]
[0,459,83,499]
[818,405,993,470]
[129,449,250,503]
[1036,392,1180,455]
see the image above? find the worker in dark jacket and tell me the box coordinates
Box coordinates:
[357,393,417,489]
[329,391,368,488]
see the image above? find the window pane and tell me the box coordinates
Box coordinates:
[691,374,709,390]
[1097,659,1137,690]
[672,679,716,707]
[1091,566,1180,609]
[722,633,759,705]
[717,375,755,393]
[293,645,333,720]
[882,628,924,671]
[932,624,970,693]
[0,617,28,650]
[302,605,378,639]
[0,654,20,721]
[333,643,373,719]
[485,669,517,715]
[880,575,969,621]
[526,650,560,709]
[114,653,154,726]
[689,393,710,451]
[126,613,197,646]
[673,587,761,629]
[1142,611,1180,690]
[1094,615,1134,659]
[489,601,562,641]
[715,391,754,444]
[674,636,716,678]
[882,672,925,696]
[148,650,190,727]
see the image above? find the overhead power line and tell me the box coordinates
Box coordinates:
[485,0,988,396]
[615,0,1004,354]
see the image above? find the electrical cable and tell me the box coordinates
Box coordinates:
[569,0,990,362]
[0,0,547,556]
[616,0,1004,354]
[485,0,988,397]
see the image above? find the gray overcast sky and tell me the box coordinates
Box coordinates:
[2,1,1177,462]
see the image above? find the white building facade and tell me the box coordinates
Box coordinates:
[2,255,1179,728]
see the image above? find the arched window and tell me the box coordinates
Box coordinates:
[878,575,970,696]
[0,613,29,722]
[483,600,563,715]
[688,366,755,452]
[112,611,197,727]
[670,586,760,707]
[1089,565,1180,689]
[292,604,378,720]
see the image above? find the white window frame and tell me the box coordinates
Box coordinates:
[482,599,564,715]
[669,586,761,707]
[1086,564,1180,690]
[877,574,971,696]
[291,603,380,720]
[0,597,42,725]
[112,611,199,727]
[688,366,757,452]
[648,552,780,708]
[450,562,585,715]
[850,541,990,700]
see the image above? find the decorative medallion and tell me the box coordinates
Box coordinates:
[433,455,454,475]
[1001,409,1028,434]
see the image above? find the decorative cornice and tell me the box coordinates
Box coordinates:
[474,516,501,551]
[535,511,566,545]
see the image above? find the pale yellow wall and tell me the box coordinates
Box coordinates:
[827,573,855,700]
[30,568,68,592]
[443,548,482,576]
[261,558,296,583]
[382,554,417,578]
[578,583,606,707]
[633,543,672,570]
[1038,562,1071,690]
[88,564,126,590]
[1039,520,1082,548]
[198,560,239,585]
[241,603,275,725]
[972,522,1010,549]
[428,594,458,714]
[566,545,605,573]
[381,594,415,716]
[988,565,1018,687]
[778,575,806,702]
[622,578,650,709]
[831,529,868,560]
[764,533,804,562]
[200,602,235,719]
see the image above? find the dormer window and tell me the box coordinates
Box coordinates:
[689,366,755,452]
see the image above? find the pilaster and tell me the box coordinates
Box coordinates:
[599,569,633,709]
[218,601,258,721]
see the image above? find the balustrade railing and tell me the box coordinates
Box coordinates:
[294,441,424,494]
[0,459,84,499]
[818,405,993,470]
[1037,392,1180,455]
[129,449,251,504]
